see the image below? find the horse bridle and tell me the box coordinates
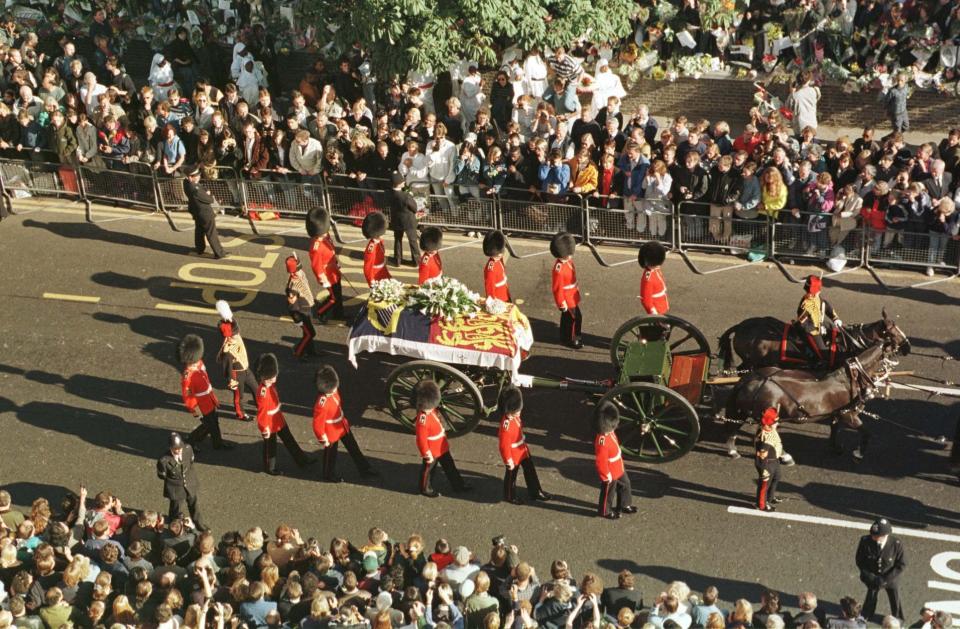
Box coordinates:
[845,355,894,403]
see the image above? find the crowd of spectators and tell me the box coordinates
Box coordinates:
[1,3,960,274]
[0,486,948,629]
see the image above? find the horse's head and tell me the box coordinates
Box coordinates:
[858,342,897,380]
[880,308,911,356]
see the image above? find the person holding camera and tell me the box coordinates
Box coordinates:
[156,432,205,531]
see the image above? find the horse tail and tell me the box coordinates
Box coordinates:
[718,325,737,371]
[724,376,749,423]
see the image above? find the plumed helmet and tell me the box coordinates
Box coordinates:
[638,241,667,268]
[256,353,279,382]
[306,207,331,238]
[285,255,301,274]
[498,386,523,415]
[413,380,441,411]
[804,274,822,295]
[595,401,620,434]
[482,230,506,257]
[315,364,340,394]
[362,211,387,239]
[761,407,779,426]
[215,300,234,322]
[550,232,576,259]
[419,227,443,252]
[177,334,204,365]
[169,431,184,449]
[870,518,893,536]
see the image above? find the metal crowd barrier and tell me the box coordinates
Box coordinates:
[420,193,497,233]
[0,155,87,218]
[674,202,770,274]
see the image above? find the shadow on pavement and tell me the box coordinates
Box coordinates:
[22,218,194,256]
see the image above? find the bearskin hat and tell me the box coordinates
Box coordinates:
[550,232,577,259]
[362,211,387,239]
[177,334,204,365]
[638,241,667,268]
[595,401,620,434]
[419,227,443,252]
[215,300,234,322]
[499,386,523,415]
[413,380,441,411]
[306,207,331,238]
[256,353,279,382]
[482,230,506,257]
[315,365,340,394]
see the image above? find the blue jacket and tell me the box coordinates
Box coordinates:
[539,163,571,193]
[617,154,649,197]
[239,599,277,628]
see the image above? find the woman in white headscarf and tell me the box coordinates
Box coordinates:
[522,47,548,99]
[230,42,253,81]
[237,59,260,105]
[587,58,626,117]
[148,53,176,102]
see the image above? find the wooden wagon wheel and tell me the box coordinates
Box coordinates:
[596,382,700,463]
[609,314,712,372]
[385,360,485,437]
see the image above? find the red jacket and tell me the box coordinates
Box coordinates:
[419,251,443,285]
[595,432,625,482]
[415,409,449,459]
[255,382,287,434]
[312,391,350,444]
[640,267,669,315]
[860,199,887,231]
[484,258,510,301]
[309,235,341,287]
[363,238,391,286]
[498,413,529,467]
[181,362,218,415]
[551,258,580,310]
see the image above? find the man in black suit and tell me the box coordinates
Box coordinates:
[156,432,204,530]
[183,165,227,259]
[388,171,420,266]
[856,518,906,621]
[925,159,954,208]
[600,570,644,618]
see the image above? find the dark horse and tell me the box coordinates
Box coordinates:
[717,309,910,372]
[720,342,896,461]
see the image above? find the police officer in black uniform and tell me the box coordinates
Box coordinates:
[183,165,227,259]
[855,517,905,621]
[388,172,420,266]
[156,432,204,529]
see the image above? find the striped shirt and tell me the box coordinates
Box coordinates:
[549,54,582,82]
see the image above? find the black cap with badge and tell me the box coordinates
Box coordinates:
[870,518,893,536]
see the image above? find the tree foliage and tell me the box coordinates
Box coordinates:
[301,0,636,78]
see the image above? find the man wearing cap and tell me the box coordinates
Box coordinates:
[595,401,636,519]
[413,380,471,497]
[754,408,782,511]
[856,518,905,622]
[795,274,842,356]
[638,241,669,315]
[156,432,204,529]
[183,165,227,259]
[483,230,510,302]
[389,172,421,266]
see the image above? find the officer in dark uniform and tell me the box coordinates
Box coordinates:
[388,172,421,266]
[183,165,227,259]
[855,517,906,621]
[156,432,204,529]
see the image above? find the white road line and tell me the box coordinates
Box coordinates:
[887,382,960,398]
[727,506,960,543]
[43,292,101,303]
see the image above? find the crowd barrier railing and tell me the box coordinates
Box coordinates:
[2,152,958,291]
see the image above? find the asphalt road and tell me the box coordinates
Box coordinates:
[2,199,960,623]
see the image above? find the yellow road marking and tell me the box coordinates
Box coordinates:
[43,292,101,303]
[155,303,218,314]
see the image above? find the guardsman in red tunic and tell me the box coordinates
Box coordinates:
[483,230,511,302]
[638,241,669,315]
[418,227,443,285]
[312,365,379,482]
[414,380,471,497]
[254,353,314,475]
[215,300,256,421]
[178,334,231,451]
[497,387,551,505]
[594,402,636,519]
[550,232,583,349]
[285,255,318,359]
[306,207,344,321]
[361,211,392,286]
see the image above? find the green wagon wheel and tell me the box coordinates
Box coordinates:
[597,382,700,463]
[609,314,712,372]
[385,360,485,437]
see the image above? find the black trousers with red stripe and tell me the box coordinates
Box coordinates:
[291,313,317,358]
[187,409,224,447]
[503,457,543,501]
[756,462,781,509]
[230,369,258,419]
[263,425,311,473]
[598,473,632,516]
[559,306,583,344]
[322,431,372,480]
[419,452,466,494]
[315,281,344,321]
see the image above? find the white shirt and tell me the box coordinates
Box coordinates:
[426,138,457,184]
[398,151,429,185]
